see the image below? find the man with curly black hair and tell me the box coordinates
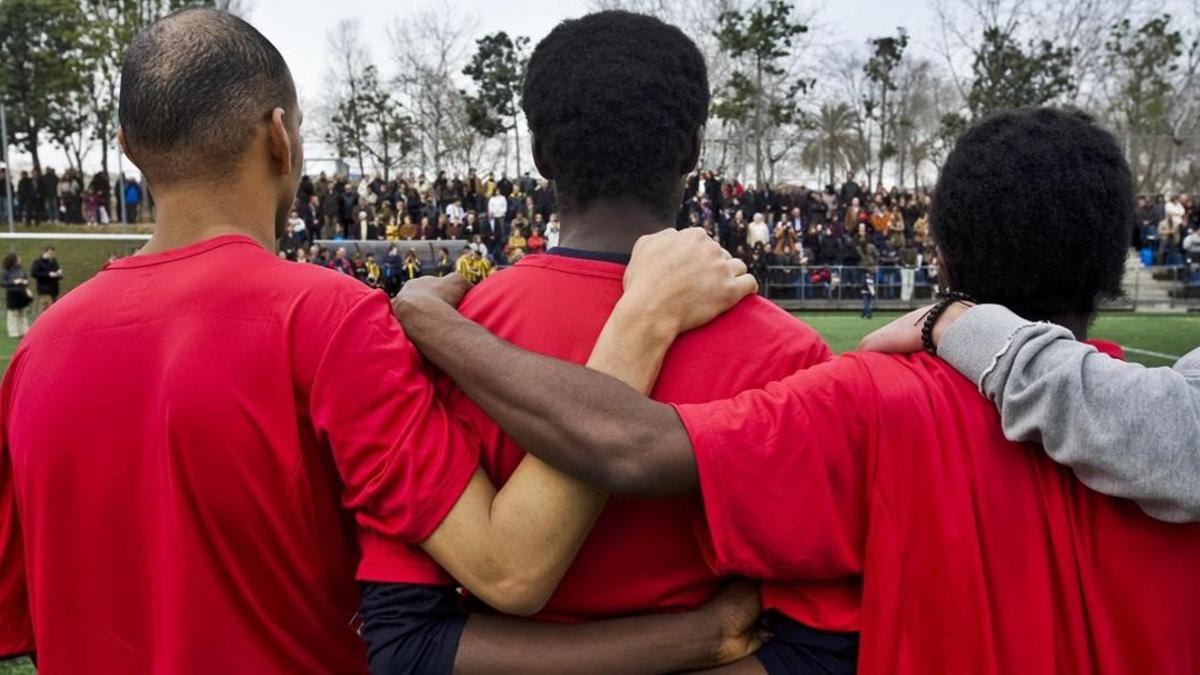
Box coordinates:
[930,108,1129,330]
[391,107,1200,674]
[360,9,855,675]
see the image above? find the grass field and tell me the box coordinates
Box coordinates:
[793,311,1200,367]
[0,658,30,673]
[0,225,150,295]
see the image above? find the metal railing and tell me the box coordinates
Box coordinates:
[762,265,939,310]
[1122,263,1200,311]
[763,264,1200,312]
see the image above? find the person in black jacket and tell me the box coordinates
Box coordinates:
[0,168,11,226]
[30,246,63,314]
[39,168,60,223]
[2,252,31,337]
[838,172,860,218]
[16,171,36,225]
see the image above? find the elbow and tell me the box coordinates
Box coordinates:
[595,450,654,495]
[474,570,553,617]
[589,427,664,496]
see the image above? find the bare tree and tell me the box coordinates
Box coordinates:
[387,7,482,174]
[324,19,371,177]
[891,59,951,188]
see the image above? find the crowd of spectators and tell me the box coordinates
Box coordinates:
[271,167,1200,304]
[274,169,945,302]
[677,171,938,302]
[0,166,147,226]
[1135,193,1200,266]
[278,170,559,270]
[4,163,1198,302]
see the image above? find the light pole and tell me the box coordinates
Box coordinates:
[0,104,15,234]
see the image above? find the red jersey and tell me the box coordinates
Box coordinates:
[0,235,478,673]
[358,250,844,624]
[675,347,1200,674]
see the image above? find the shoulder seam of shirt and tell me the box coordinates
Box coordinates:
[104,236,262,271]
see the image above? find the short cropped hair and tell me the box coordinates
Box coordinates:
[931,108,1131,320]
[119,8,296,185]
[522,11,709,219]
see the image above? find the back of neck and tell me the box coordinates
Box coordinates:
[141,182,276,254]
[556,199,673,255]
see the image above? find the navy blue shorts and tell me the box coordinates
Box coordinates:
[359,583,467,675]
[755,612,859,675]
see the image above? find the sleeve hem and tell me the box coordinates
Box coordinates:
[670,402,741,576]
[410,448,479,546]
[937,305,1035,389]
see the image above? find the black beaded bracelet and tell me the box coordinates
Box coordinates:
[922,291,976,355]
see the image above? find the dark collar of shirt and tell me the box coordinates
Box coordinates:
[547,247,632,265]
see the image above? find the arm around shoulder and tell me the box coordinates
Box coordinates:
[939,304,1200,522]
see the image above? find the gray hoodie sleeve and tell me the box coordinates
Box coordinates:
[937,304,1200,523]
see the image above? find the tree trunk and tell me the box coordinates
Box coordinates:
[27,126,41,173]
[877,90,889,188]
[754,56,764,186]
[512,97,522,177]
[382,133,390,182]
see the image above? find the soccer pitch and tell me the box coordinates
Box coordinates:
[796,311,1200,367]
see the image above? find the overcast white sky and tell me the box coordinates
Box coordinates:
[4,0,942,174]
[251,0,941,103]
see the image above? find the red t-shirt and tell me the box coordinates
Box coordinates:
[359,251,846,624]
[675,347,1200,674]
[0,235,478,673]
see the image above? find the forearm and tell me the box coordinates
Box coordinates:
[939,304,1200,522]
[454,610,722,675]
[396,295,695,495]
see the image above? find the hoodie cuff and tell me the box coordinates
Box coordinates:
[937,304,1036,391]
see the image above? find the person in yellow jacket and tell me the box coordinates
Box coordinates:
[470,248,493,281]
[363,253,382,288]
[402,248,422,283]
[455,248,476,282]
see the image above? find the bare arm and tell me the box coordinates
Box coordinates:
[396,294,698,497]
[414,229,755,616]
[453,582,761,674]
[420,302,675,614]
[395,229,754,498]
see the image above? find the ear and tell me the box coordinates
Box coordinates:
[531,135,554,180]
[266,108,293,176]
[681,126,704,174]
[117,127,133,162]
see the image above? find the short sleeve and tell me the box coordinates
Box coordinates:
[673,355,874,582]
[0,371,34,659]
[309,292,480,547]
